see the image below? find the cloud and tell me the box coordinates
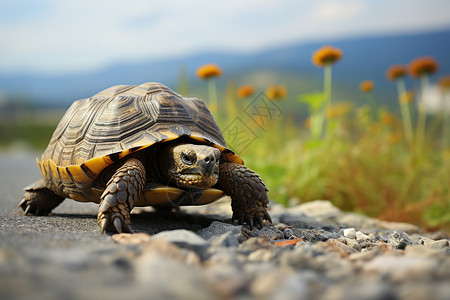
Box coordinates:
[0,0,449,74]
[311,0,367,22]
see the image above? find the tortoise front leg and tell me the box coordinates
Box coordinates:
[19,179,65,216]
[97,158,145,234]
[217,162,271,229]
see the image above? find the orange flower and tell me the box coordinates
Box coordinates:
[399,90,414,104]
[237,85,255,98]
[408,56,439,78]
[381,111,395,125]
[304,117,311,129]
[196,64,222,79]
[386,65,407,81]
[312,45,342,67]
[265,85,287,100]
[359,80,374,93]
[438,75,450,89]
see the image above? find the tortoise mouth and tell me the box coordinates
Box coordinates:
[175,173,218,189]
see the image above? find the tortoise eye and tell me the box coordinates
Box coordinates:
[181,151,195,165]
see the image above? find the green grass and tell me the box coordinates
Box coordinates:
[0,121,57,150]
[232,105,450,232]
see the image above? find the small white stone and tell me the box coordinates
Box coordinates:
[343,228,356,239]
[355,231,370,241]
[248,249,274,262]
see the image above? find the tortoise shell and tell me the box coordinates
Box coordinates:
[38,82,242,205]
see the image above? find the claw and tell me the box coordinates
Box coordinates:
[123,224,133,233]
[113,218,123,233]
[264,211,272,224]
[24,205,31,215]
[18,198,27,209]
[100,218,108,234]
[257,216,264,228]
[248,218,254,230]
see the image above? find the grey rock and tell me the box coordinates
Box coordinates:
[137,237,201,266]
[248,248,275,262]
[196,221,242,240]
[203,264,248,299]
[322,239,358,257]
[291,228,332,243]
[135,253,216,300]
[243,261,277,277]
[342,227,356,239]
[279,211,339,231]
[427,239,449,249]
[251,268,313,300]
[324,281,396,300]
[404,245,448,259]
[280,244,355,279]
[364,256,438,281]
[283,228,296,239]
[152,229,209,259]
[209,231,239,250]
[355,231,370,241]
[255,226,284,241]
[238,237,272,254]
[206,249,242,267]
[389,231,414,250]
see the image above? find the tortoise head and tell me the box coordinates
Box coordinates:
[157,143,221,189]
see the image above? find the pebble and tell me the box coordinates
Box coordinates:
[255,226,284,241]
[152,229,209,259]
[208,231,239,250]
[427,239,449,249]
[323,239,358,257]
[112,232,152,244]
[3,197,449,300]
[355,231,370,241]
[248,248,275,262]
[389,231,414,250]
[135,253,215,300]
[251,268,311,300]
[196,221,242,240]
[342,227,356,238]
[364,255,439,281]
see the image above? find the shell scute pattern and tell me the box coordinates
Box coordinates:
[38,82,242,201]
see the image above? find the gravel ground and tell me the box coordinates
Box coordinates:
[0,152,449,300]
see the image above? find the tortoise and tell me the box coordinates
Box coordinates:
[19,82,271,233]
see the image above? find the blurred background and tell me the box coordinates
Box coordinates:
[1,0,450,231]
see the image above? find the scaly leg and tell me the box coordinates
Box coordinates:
[217,162,271,229]
[18,179,65,216]
[97,158,145,234]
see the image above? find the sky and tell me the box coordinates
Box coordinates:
[1,0,450,75]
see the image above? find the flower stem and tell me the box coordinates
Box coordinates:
[311,113,321,139]
[323,64,333,137]
[208,78,218,114]
[397,79,414,149]
[416,75,429,153]
[365,92,376,122]
[442,91,450,152]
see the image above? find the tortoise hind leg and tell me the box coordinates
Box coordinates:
[217,162,271,229]
[97,158,145,234]
[19,180,65,216]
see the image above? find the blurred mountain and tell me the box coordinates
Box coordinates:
[1,29,449,108]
